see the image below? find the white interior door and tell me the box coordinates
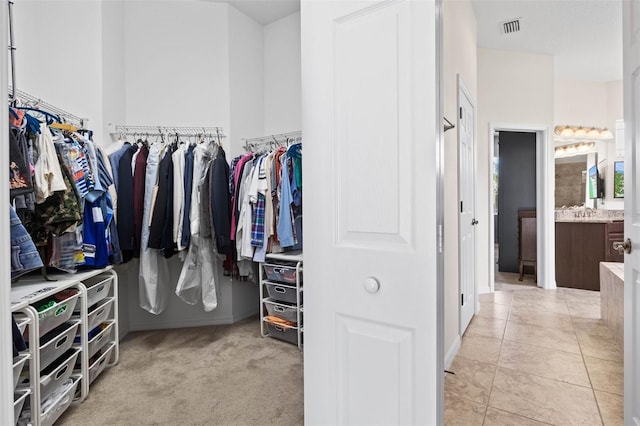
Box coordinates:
[301,0,442,424]
[458,76,476,334]
[624,1,640,424]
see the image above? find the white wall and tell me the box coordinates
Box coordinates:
[263,12,301,135]
[477,48,555,290]
[443,0,477,366]
[228,5,265,159]
[13,1,104,141]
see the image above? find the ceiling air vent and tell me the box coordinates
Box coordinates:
[502,18,521,34]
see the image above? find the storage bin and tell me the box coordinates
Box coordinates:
[89,342,115,384]
[12,354,29,391]
[81,274,113,308]
[39,321,80,372]
[86,298,114,331]
[264,299,300,324]
[266,323,299,345]
[265,283,302,305]
[88,321,115,359]
[263,263,301,284]
[35,292,79,337]
[13,389,30,426]
[40,348,80,402]
[40,375,81,426]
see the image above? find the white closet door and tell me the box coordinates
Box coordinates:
[302,0,442,424]
[624,0,640,423]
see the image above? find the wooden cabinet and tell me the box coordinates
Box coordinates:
[605,221,625,262]
[555,221,623,291]
[518,210,537,281]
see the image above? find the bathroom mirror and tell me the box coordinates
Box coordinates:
[555,154,587,208]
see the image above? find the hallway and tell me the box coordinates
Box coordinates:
[445,272,623,425]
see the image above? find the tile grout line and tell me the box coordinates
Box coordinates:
[567,296,606,426]
[482,297,512,426]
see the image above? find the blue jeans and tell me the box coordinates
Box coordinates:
[10,205,43,278]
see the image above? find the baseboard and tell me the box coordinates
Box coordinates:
[478,285,491,295]
[444,335,461,370]
[128,309,259,332]
[129,315,240,332]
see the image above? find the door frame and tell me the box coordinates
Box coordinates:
[457,75,478,333]
[1,1,15,423]
[488,123,555,291]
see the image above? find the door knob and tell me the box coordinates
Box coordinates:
[471,219,479,225]
[364,277,380,294]
[613,238,632,255]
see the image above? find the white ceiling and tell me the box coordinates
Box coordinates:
[472,0,623,82]
[220,0,299,25]
[212,0,621,81]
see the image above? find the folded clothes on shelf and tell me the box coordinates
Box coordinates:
[264,315,296,329]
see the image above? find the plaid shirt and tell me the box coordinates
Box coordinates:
[251,193,266,247]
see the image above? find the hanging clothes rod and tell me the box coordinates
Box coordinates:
[242,130,302,151]
[111,125,226,138]
[8,86,87,127]
[243,130,301,144]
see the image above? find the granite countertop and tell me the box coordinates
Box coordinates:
[555,209,624,223]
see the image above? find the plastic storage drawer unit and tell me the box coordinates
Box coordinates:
[81,275,113,308]
[263,264,301,284]
[266,323,299,345]
[40,348,80,402]
[39,375,81,426]
[39,321,80,371]
[35,292,80,337]
[87,321,115,359]
[264,299,300,324]
[265,283,302,305]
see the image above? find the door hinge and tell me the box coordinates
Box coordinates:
[461,293,464,306]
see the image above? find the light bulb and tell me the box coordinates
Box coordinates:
[574,127,587,137]
[560,127,574,137]
[600,128,614,139]
[587,128,600,138]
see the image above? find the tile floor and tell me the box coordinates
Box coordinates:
[445,271,623,426]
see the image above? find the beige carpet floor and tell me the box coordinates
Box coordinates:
[57,317,304,426]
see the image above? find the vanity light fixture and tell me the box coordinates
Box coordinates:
[554,141,596,158]
[553,125,615,140]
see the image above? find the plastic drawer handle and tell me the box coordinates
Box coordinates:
[95,285,105,293]
[275,326,285,332]
[94,308,105,317]
[54,365,68,380]
[274,268,286,274]
[96,333,105,343]
[55,335,68,349]
[274,286,286,294]
[274,306,286,313]
[54,305,68,317]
